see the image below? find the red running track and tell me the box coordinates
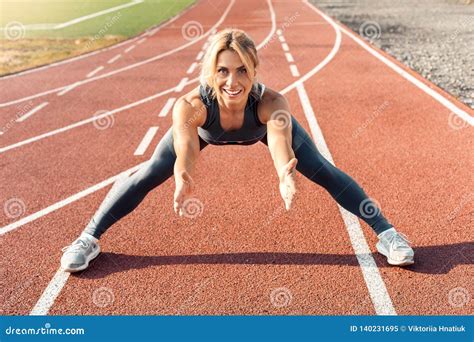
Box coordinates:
[0,0,472,316]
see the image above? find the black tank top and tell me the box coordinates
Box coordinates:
[197,83,267,145]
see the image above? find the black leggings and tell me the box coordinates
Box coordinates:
[84,116,392,238]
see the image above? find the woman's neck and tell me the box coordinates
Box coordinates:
[218,98,246,116]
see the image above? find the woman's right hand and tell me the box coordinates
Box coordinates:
[173,170,194,216]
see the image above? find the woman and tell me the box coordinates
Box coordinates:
[61,29,414,272]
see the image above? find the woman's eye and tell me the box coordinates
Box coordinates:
[239,68,247,74]
[218,68,227,75]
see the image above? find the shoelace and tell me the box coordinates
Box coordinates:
[388,232,411,249]
[61,239,89,253]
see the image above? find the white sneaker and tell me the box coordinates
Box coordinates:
[61,234,101,272]
[376,228,414,266]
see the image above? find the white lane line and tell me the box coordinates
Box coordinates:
[186,62,198,74]
[137,38,147,45]
[278,35,285,43]
[0,0,236,108]
[281,42,290,52]
[25,0,273,317]
[158,98,176,117]
[124,44,136,53]
[57,82,79,96]
[16,102,49,122]
[30,269,70,315]
[196,51,204,61]
[285,52,294,63]
[0,1,198,81]
[107,54,122,64]
[0,162,146,236]
[0,0,277,155]
[290,64,300,77]
[134,127,159,155]
[54,0,144,29]
[0,87,177,154]
[86,66,104,78]
[175,78,188,92]
[296,82,396,315]
[276,29,282,36]
[202,42,209,50]
[281,1,341,95]
[306,1,473,125]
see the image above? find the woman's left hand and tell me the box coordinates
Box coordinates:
[278,158,298,210]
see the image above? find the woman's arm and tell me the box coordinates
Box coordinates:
[260,92,298,210]
[172,97,204,216]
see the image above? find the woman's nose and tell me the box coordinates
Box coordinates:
[226,73,238,87]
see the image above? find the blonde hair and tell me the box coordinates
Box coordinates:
[200,28,259,101]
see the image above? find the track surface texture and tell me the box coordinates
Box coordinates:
[0,0,473,316]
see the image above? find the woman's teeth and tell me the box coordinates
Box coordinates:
[224,89,242,96]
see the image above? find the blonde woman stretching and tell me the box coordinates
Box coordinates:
[61,29,414,272]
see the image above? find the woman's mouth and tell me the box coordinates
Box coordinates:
[223,88,243,98]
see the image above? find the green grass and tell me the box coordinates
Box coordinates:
[0,0,196,38]
[0,0,196,76]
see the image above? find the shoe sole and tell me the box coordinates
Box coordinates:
[62,245,101,273]
[376,242,414,266]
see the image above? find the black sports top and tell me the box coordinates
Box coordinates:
[197,83,267,145]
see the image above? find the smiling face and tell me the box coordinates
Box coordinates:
[215,49,254,109]
[200,29,259,109]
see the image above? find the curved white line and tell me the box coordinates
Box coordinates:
[0,1,235,108]
[0,1,199,81]
[0,0,276,155]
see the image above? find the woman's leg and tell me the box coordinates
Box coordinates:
[260,116,392,235]
[83,127,208,239]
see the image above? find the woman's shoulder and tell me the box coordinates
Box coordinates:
[257,86,289,124]
[173,86,208,128]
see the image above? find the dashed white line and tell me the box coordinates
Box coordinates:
[278,35,285,43]
[281,42,289,52]
[0,0,236,108]
[196,51,204,61]
[57,82,79,96]
[137,38,147,45]
[296,82,396,315]
[276,29,282,35]
[107,54,122,64]
[158,97,176,117]
[290,64,300,77]
[16,102,49,122]
[305,0,473,125]
[124,44,136,53]
[186,62,198,74]
[86,66,104,78]
[285,52,294,63]
[134,127,159,155]
[175,78,188,92]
